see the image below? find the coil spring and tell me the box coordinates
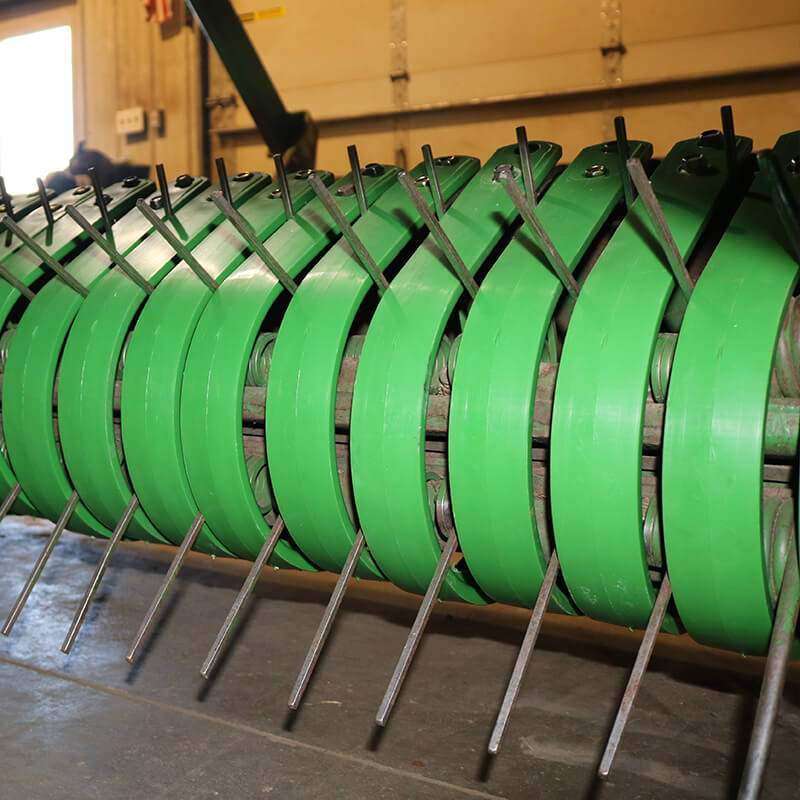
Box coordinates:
[245,454,276,524]
[247,332,277,387]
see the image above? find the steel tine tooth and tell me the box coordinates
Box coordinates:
[498,168,579,299]
[308,174,388,294]
[200,516,286,679]
[210,191,297,294]
[2,490,79,636]
[397,171,479,298]
[215,157,234,208]
[126,511,204,664]
[626,158,693,298]
[155,163,175,220]
[135,199,219,291]
[488,552,560,754]
[65,204,153,294]
[347,144,369,218]
[614,116,635,209]
[421,144,445,219]
[515,126,537,207]
[289,530,366,710]
[720,105,738,182]
[273,153,295,219]
[757,149,800,265]
[0,176,14,219]
[2,215,89,297]
[0,482,22,524]
[61,493,139,655]
[738,541,800,800]
[36,178,54,229]
[0,263,35,301]
[376,533,459,727]
[598,574,673,778]
[87,167,115,247]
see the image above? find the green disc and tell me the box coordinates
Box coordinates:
[662,132,800,654]
[350,142,561,602]
[58,176,233,544]
[121,173,316,561]
[179,167,396,564]
[2,177,155,533]
[549,133,751,630]
[266,156,479,578]
[448,140,652,611]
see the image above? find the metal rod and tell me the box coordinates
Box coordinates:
[757,149,800,266]
[36,178,54,229]
[1,215,89,297]
[308,174,388,294]
[347,145,369,217]
[210,191,297,294]
[376,533,459,727]
[0,176,13,218]
[216,157,234,208]
[614,116,635,209]
[488,552,560,754]
[0,481,22,525]
[61,493,140,655]
[126,511,204,664]
[397,171,479,299]
[0,263,35,301]
[155,163,175,220]
[598,574,673,777]
[421,145,445,219]
[65,205,153,294]
[721,105,738,182]
[135,199,219,291]
[87,167,114,247]
[626,158,694,298]
[273,153,295,219]
[498,170,580,299]
[738,541,800,800]
[200,516,286,679]
[289,530,366,710]
[1,490,79,636]
[515,126,537,207]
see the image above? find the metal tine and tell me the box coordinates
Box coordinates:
[738,540,800,800]
[720,105,738,182]
[1,215,89,297]
[135,199,220,291]
[36,178,54,229]
[0,481,22,525]
[87,167,115,247]
[757,149,800,266]
[200,516,286,679]
[216,157,234,209]
[347,145,369,218]
[497,168,580,299]
[155,163,175,220]
[0,176,13,247]
[397,171,479,299]
[421,144,445,219]
[0,263,35,301]
[308,173,388,294]
[597,574,673,777]
[61,493,140,655]
[515,126,537,207]
[626,158,693,299]
[126,510,204,663]
[289,530,366,710]
[273,153,295,219]
[614,116,635,209]
[210,191,297,294]
[376,533,459,727]
[65,205,153,294]
[488,552,560,754]
[1,490,79,636]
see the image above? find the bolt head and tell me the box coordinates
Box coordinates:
[94,193,112,206]
[336,184,356,196]
[679,152,708,175]
[233,171,252,182]
[149,195,164,209]
[414,175,430,187]
[585,164,608,178]
[270,188,282,198]
[122,176,140,188]
[435,155,457,166]
[175,173,194,188]
[294,169,313,179]
[698,129,724,149]
[73,186,91,196]
[362,163,385,177]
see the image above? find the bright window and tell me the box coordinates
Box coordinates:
[0,25,73,194]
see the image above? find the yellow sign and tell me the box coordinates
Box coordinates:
[239,6,286,23]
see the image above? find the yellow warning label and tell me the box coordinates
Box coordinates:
[239,6,286,23]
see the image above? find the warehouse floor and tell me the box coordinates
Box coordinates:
[1,515,799,799]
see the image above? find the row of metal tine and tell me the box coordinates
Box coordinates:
[0,107,798,799]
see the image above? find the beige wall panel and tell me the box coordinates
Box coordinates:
[80,0,116,154]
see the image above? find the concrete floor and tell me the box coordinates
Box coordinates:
[1,516,799,799]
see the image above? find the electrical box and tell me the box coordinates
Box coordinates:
[115,107,146,136]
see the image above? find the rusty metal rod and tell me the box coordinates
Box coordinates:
[0,481,22,525]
